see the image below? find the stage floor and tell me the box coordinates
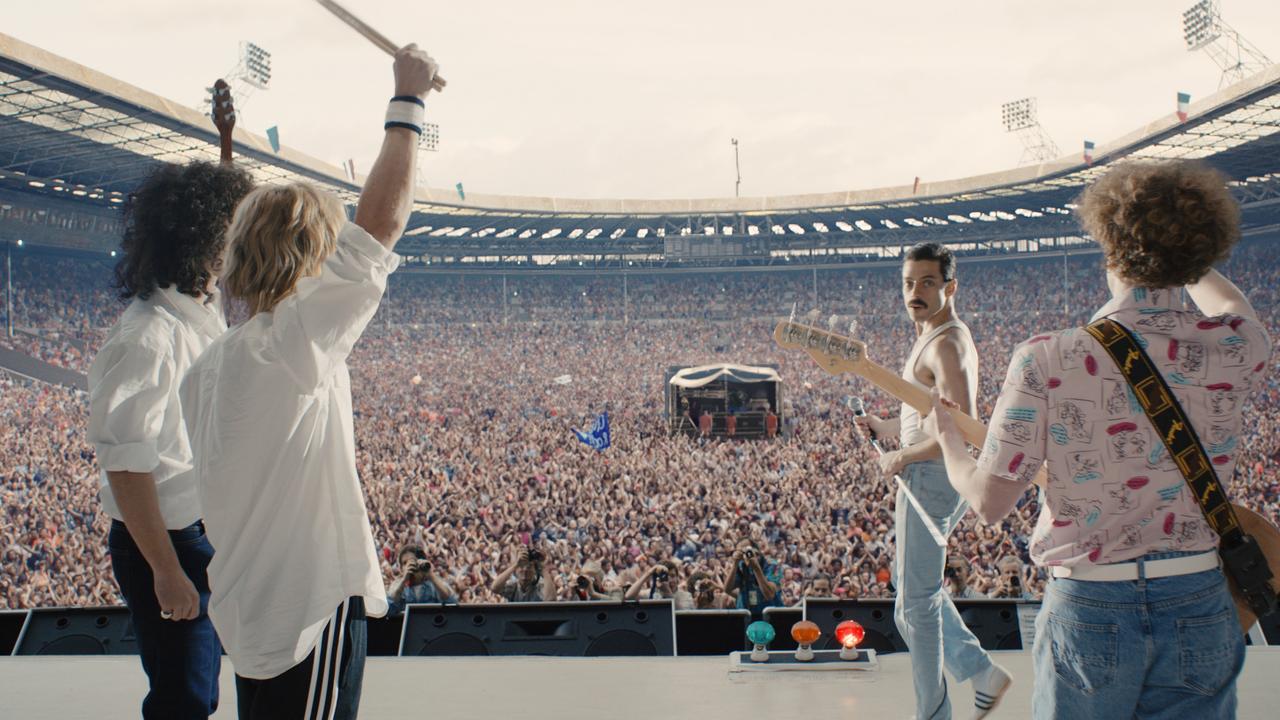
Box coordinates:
[4,649,1280,718]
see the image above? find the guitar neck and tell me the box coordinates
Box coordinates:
[858,359,989,449]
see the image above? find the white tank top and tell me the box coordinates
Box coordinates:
[899,319,977,448]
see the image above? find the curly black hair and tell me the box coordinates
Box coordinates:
[114,161,254,301]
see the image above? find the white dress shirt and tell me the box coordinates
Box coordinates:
[88,285,226,529]
[181,223,395,679]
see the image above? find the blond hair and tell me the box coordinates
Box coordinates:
[222,183,347,316]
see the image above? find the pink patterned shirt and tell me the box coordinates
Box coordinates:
[975,287,1272,567]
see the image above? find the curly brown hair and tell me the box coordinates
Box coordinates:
[1076,161,1238,288]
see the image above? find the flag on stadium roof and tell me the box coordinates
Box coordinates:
[573,411,611,452]
[343,158,356,181]
[266,126,280,153]
[912,176,920,195]
[1177,92,1191,122]
[455,182,466,201]
[1083,140,1096,166]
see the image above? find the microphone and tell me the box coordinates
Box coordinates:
[847,396,876,441]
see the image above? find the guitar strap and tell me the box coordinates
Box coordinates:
[1085,317,1277,619]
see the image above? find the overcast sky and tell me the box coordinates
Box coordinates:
[6,1,1280,200]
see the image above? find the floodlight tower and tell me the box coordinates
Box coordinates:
[198,42,272,118]
[1001,97,1060,166]
[414,122,441,188]
[1182,1,1271,89]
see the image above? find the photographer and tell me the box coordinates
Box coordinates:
[566,560,616,601]
[490,546,553,603]
[687,571,732,609]
[944,555,986,599]
[723,539,782,619]
[989,555,1034,601]
[625,559,693,609]
[386,545,457,616]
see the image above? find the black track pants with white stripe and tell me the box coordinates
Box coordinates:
[235,596,367,720]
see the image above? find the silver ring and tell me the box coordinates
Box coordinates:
[160,610,174,620]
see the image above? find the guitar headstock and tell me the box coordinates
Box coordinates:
[772,317,870,377]
[211,79,235,137]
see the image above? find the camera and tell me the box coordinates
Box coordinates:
[743,549,757,561]
[415,560,432,574]
[526,548,544,564]
[576,575,591,589]
[654,569,670,583]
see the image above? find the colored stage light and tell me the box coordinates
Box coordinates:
[746,621,775,662]
[791,620,820,662]
[836,620,865,660]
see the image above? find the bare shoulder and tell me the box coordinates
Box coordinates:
[922,327,971,368]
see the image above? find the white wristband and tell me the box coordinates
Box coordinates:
[385,97,425,134]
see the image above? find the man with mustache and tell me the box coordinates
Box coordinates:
[855,243,1010,719]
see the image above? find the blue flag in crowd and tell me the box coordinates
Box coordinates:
[573,411,611,452]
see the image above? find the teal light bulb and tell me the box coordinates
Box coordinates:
[746,621,776,646]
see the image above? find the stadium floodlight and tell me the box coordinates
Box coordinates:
[1000,97,1060,165]
[419,122,440,152]
[1181,1,1271,88]
[242,42,272,89]
[1001,98,1037,132]
[197,41,273,118]
[1182,1,1221,50]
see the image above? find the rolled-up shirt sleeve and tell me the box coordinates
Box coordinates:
[974,339,1050,490]
[87,343,175,475]
[1236,315,1273,393]
[270,222,401,389]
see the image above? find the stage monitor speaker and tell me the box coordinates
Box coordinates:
[803,599,908,654]
[675,609,751,655]
[1,610,29,656]
[401,601,675,657]
[762,606,802,651]
[954,599,1024,650]
[367,613,405,656]
[15,606,138,655]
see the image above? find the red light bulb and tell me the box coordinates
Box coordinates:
[835,620,865,649]
[836,620,865,661]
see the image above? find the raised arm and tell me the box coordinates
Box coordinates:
[354,44,439,249]
[1186,269,1258,321]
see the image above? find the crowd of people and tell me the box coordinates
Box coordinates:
[2,240,1277,610]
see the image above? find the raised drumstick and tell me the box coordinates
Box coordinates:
[313,0,447,91]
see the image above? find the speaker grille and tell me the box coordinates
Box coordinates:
[584,630,657,657]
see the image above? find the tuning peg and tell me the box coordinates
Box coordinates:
[847,318,859,337]
[789,302,798,323]
[804,308,821,324]
[827,314,840,332]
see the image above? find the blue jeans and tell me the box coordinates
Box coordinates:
[894,460,993,720]
[1033,552,1244,719]
[109,519,221,720]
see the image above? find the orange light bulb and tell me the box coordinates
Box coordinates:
[790,620,821,645]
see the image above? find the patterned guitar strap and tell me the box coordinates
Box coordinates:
[1085,317,1277,619]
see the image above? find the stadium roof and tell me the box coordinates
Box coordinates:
[2,30,1280,269]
